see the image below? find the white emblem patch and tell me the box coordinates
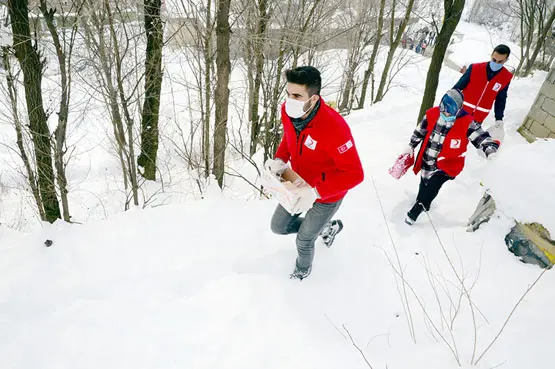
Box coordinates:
[304,135,317,150]
[450,139,461,149]
[493,82,502,92]
[338,139,353,154]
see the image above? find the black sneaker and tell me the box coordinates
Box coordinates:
[404,214,415,225]
[290,265,312,280]
[320,219,344,247]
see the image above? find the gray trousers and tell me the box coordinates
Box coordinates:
[270,200,342,270]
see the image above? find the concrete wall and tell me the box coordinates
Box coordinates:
[519,64,555,141]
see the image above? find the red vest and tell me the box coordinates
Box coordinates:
[274,98,364,203]
[461,62,513,123]
[413,107,473,178]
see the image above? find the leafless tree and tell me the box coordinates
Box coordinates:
[7,0,62,222]
[336,0,378,114]
[169,0,216,179]
[38,0,83,222]
[357,0,386,110]
[79,0,143,208]
[1,46,45,220]
[212,0,231,188]
[417,0,465,123]
[521,3,555,76]
[138,0,165,180]
[374,0,416,103]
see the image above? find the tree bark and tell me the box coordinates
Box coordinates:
[213,0,232,188]
[417,0,465,123]
[138,0,164,180]
[264,34,287,163]
[358,0,386,109]
[8,0,61,223]
[39,0,74,222]
[249,0,269,157]
[1,46,45,220]
[374,0,415,103]
[202,0,213,179]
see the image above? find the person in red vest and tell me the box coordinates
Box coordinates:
[454,44,513,139]
[399,89,501,225]
[264,66,364,280]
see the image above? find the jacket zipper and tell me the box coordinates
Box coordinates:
[298,133,306,156]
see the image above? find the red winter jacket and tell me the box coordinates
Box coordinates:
[461,62,513,123]
[413,107,474,178]
[275,98,364,203]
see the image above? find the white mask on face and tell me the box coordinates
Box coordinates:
[285,97,311,118]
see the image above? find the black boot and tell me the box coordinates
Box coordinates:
[405,203,425,225]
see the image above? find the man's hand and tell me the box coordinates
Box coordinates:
[290,186,319,214]
[487,120,505,145]
[264,158,288,176]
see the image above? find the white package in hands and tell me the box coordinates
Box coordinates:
[260,167,311,214]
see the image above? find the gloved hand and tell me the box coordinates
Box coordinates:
[264,158,288,176]
[290,186,319,214]
[487,120,505,146]
[400,144,414,155]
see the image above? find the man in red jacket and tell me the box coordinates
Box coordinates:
[265,66,364,280]
[400,89,500,225]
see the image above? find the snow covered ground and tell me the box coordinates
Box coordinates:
[1,20,554,369]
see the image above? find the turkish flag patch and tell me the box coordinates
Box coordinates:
[338,139,353,154]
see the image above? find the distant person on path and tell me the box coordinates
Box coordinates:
[398,89,501,225]
[265,66,364,280]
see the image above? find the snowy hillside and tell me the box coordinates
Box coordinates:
[1,18,554,369]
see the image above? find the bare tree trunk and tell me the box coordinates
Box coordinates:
[249,0,269,157]
[374,0,415,103]
[337,1,376,113]
[203,0,213,179]
[338,41,360,112]
[82,11,129,192]
[417,0,465,123]
[358,0,386,110]
[264,36,287,163]
[245,3,256,153]
[523,5,555,76]
[8,0,61,223]
[515,1,526,73]
[1,46,45,220]
[291,0,323,68]
[515,0,537,75]
[105,1,140,206]
[39,0,76,222]
[213,0,231,188]
[138,0,164,180]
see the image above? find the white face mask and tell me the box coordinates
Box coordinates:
[285,97,311,119]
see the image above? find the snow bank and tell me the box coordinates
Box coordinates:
[481,139,555,234]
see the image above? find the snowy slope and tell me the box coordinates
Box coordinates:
[1,18,554,369]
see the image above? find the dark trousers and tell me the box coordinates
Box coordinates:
[408,173,452,220]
